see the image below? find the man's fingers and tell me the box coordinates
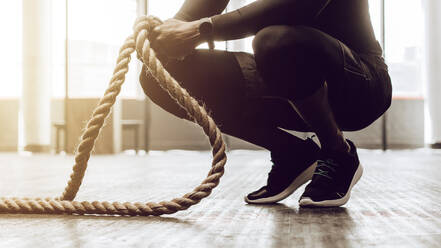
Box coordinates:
[153,26,161,34]
[150,39,168,60]
[150,34,167,56]
[148,25,160,43]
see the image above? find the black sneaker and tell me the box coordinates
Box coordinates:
[245,138,320,204]
[299,139,363,207]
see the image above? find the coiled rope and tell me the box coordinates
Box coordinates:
[0,16,227,216]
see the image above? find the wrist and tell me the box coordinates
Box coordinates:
[197,17,215,50]
[192,19,205,46]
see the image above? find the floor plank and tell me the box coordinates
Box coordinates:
[0,149,440,247]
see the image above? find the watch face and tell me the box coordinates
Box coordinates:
[199,21,213,36]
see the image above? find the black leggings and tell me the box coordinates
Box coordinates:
[140,25,392,153]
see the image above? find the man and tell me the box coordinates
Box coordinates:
[141,0,392,207]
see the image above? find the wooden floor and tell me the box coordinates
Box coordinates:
[0,148,440,247]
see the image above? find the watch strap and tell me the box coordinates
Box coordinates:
[199,17,215,50]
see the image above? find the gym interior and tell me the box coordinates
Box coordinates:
[0,0,440,247]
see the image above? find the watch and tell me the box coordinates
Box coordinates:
[198,17,215,50]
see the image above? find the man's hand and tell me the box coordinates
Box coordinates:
[149,19,204,59]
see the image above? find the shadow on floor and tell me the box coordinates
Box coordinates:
[245,203,355,247]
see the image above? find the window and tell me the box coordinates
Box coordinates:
[369,0,383,41]
[50,0,142,99]
[0,0,425,99]
[68,0,140,98]
[385,0,424,97]
[0,2,22,98]
[51,0,67,99]
[226,0,254,53]
[148,0,185,20]
[228,0,425,97]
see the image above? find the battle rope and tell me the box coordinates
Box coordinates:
[0,16,227,216]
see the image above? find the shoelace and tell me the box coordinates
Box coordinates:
[313,158,339,180]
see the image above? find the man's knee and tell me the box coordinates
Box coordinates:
[252,26,329,99]
[253,25,314,63]
[253,26,287,61]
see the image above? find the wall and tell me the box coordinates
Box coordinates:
[65,98,121,154]
[0,99,19,151]
[146,98,425,150]
[0,98,425,152]
[423,0,441,145]
[346,98,425,149]
[0,98,121,153]
[121,99,147,151]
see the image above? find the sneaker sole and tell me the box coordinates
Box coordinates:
[299,163,364,207]
[244,161,317,204]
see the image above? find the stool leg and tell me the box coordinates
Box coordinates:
[62,127,66,153]
[135,126,139,154]
[56,128,60,154]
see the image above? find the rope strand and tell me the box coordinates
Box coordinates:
[0,16,227,216]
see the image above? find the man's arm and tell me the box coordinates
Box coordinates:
[173,0,230,21]
[149,0,331,58]
[211,0,332,40]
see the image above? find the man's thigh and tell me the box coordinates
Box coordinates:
[327,41,391,131]
[140,49,248,125]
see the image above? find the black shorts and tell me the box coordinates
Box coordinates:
[235,37,392,131]
[140,37,392,132]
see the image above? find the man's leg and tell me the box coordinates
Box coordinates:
[139,49,320,203]
[253,25,352,151]
[139,50,306,151]
[253,25,367,207]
